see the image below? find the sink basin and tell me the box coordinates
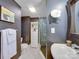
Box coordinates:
[51,44,79,59]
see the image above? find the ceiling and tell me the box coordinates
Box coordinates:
[15,0,47,17]
[15,0,68,17]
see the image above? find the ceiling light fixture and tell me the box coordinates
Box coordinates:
[51,9,61,18]
[29,6,36,13]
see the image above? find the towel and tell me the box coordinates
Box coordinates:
[1,29,10,59]
[7,29,17,58]
[1,29,17,59]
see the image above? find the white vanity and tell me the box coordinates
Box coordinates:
[51,43,79,59]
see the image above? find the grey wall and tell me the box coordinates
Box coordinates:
[47,0,68,43]
[0,0,21,59]
[21,17,30,44]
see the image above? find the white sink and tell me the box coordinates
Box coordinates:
[51,44,79,59]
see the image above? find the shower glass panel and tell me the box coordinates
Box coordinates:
[38,18,48,58]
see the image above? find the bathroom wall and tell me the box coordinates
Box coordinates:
[0,0,21,59]
[47,0,68,43]
[21,17,30,44]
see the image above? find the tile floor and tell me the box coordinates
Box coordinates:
[19,44,45,59]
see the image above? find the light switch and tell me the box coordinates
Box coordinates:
[51,27,55,33]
